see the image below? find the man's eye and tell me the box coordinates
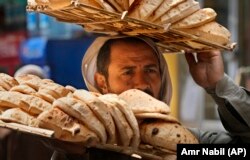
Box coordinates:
[122,70,133,75]
[145,68,157,73]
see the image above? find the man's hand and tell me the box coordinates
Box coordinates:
[185,50,224,89]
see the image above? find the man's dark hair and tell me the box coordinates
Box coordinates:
[96,37,148,79]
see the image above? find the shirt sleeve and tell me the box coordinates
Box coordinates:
[188,128,239,144]
[206,74,250,142]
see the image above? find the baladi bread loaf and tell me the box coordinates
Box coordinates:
[0,91,51,115]
[0,88,51,115]
[172,8,217,29]
[35,92,55,103]
[38,87,61,99]
[0,73,19,90]
[39,80,70,98]
[140,120,198,152]
[0,79,12,91]
[73,89,116,144]
[99,96,133,147]
[0,108,39,127]
[119,89,170,114]
[65,85,77,93]
[21,94,52,115]
[160,0,200,24]
[15,74,43,91]
[148,0,185,22]
[10,84,37,95]
[53,97,107,144]
[38,107,99,145]
[99,94,140,148]
[128,0,164,20]
[0,91,29,109]
[15,74,70,99]
[178,21,231,46]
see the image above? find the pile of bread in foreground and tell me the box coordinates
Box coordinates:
[0,73,198,159]
[28,0,231,48]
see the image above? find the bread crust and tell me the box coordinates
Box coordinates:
[0,108,38,127]
[128,0,164,20]
[0,73,19,90]
[140,120,198,151]
[160,0,200,24]
[10,84,37,95]
[178,21,231,46]
[119,89,170,114]
[100,97,134,147]
[53,97,107,143]
[73,90,116,144]
[172,8,217,28]
[38,107,99,145]
[148,0,185,22]
[99,94,140,148]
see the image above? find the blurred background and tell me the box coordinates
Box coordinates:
[0,0,250,159]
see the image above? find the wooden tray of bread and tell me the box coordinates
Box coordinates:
[26,0,236,54]
[0,73,199,159]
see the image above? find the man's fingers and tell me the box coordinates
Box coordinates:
[185,52,196,66]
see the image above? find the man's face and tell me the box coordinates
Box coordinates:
[97,41,161,99]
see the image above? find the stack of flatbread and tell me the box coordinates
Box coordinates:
[127,0,231,48]
[29,0,231,49]
[0,73,198,158]
[119,89,198,157]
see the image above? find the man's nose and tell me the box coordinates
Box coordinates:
[133,72,150,90]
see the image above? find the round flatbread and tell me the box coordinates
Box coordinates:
[0,108,38,127]
[21,94,52,115]
[0,91,29,109]
[38,108,99,145]
[10,84,37,95]
[0,73,19,89]
[39,80,70,98]
[35,92,55,104]
[128,0,164,20]
[99,96,133,147]
[140,120,199,152]
[119,89,170,114]
[73,90,116,144]
[0,79,12,91]
[15,74,43,91]
[65,85,77,93]
[53,97,107,144]
[99,94,140,148]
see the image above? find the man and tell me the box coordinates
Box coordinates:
[82,36,250,143]
[52,35,250,159]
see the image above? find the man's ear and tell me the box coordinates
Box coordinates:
[94,72,108,94]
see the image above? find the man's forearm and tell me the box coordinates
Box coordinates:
[206,74,250,142]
